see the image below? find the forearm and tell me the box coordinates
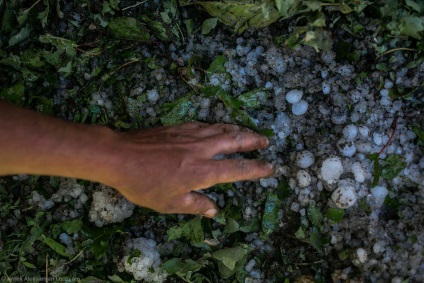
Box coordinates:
[0,100,118,182]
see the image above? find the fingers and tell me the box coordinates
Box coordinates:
[206,159,274,184]
[194,123,241,138]
[170,192,218,218]
[174,121,210,130]
[204,131,269,156]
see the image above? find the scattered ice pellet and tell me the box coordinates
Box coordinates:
[322,82,331,94]
[373,133,383,145]
[321,157,344,184]
[358,125,370,138]
[285,89,303,104]
[371,186,388,207]
[384,79,394,89]
[292,100,308,115]
[356,248,368,263]
[351,162,366,182]
[245,259,256,272]
[296,150,315,168]
[297,170,312,188]
[331,186,357,209]
[337,139,357,157]
[147,88,160,103]
[343,124,358,140]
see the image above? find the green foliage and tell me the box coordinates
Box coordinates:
[325,208,345,224]
[211,245,250,278]
[161,258,203,276]
[201,18,218,35]
[108,17,151,41]
[381,154,407,179]
[307,205,323,229]
[160,93,197,125]
[42,235,72,258]
[367,153,382,187]
[167,216,204,244]
[261,194,283,238]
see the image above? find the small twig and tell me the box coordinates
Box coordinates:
[122,0,148,11]
[378,117,398,155]
[176,23,185,44]
[376,48,416,60]
[294,260,324,266]
[45,254,48,282]
[98,59,140,91]
[25,0,42,13]
[76,48,102,56]
[65,248,86,265]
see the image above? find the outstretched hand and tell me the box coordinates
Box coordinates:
[0,101,273,218]
[105,122,274,218]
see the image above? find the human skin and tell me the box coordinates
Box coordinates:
[0,100,274,217]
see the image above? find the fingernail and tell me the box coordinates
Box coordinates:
[203,208,218,218]
[266,162,275,171]
[262,137,270,146]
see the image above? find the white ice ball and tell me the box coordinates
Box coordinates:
[292,100,308,115]
[331,186,357,209]
[371,186,388,207]
[358,125,369,138]
[296,151,315,168]
[337,139,357,157]
[297,170,312,188]
[356,248,368,263]
[343,124,358,140]
[351,162,366,183]
[285,89,303,104]
[321,157,343,184]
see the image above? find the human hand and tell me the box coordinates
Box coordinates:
[103,122,274,218]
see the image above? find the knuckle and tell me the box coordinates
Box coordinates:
[238,159,251,175]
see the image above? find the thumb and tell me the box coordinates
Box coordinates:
[174,192,218,218]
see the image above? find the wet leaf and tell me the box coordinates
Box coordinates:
[212,246,250,278]
[224,218,240,234]
[39,34,77,57]
[238,90,267,109]
[400,16,424,39]
[261,194,282,238]
[307,205,323,228]
[160,93,196,126]
[108,17,150,41]
[196,1,281,33]
[9,25,31,47]
[1,82,25,105]
[167,216,204,244]
[43,235,71,258]
[275,0,298,18]
[382,154,407,179]
[207,55,227,74]
[201,18,218,35]
[325,208,345,224]
[161,258,202,275]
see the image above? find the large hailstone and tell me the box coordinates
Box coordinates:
[343,124,358,141]
[351,162,366,182]
[321,157,343,184]
[337,139,357,157]
[292,100,308,116]
[89,185,135,227]
[297,170,312,187]
[331,186,357,209]
[296,151,315,168]
[370,186,388,208]
[285,89,303,104]
[120,237,167,282]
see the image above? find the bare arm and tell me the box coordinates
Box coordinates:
[0,100,274,217]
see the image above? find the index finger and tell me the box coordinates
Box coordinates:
[201,159,275,187]
[203,131,270,156]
